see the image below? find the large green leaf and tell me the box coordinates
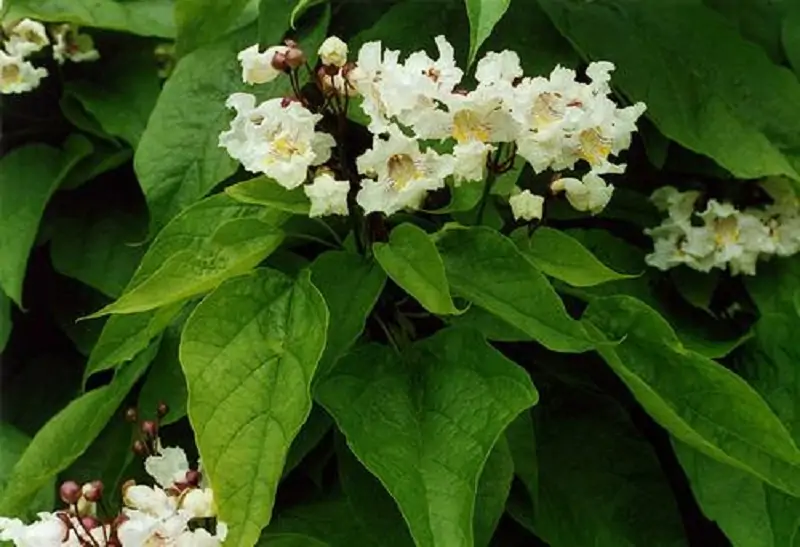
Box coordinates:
[267,496,376,546]
[584,295,800,497]
[436,227,594,353]
[49,204,147,299]
[226,177,312,215]
[374,223,459,316]
[706,0,788,64]
[180,268,328,547]
[0,343,158,516]
[135,25,280,234]
[473,437,513,547]
[538,0,800,180]
[516,227,636,287]
[533,383,687,547]
[0,137,92,305]
[282,405,332,478]
[0,290,10,354]
[504,410,537,511]
[308,250,386,380]
[6,0,176,38]
[464,0,511,66]
[0,423,54,520]
[65,48,161,147]
[316,328,538,547]
[175,0,253,55]
[89,194,288,317]
[85,304,185,383]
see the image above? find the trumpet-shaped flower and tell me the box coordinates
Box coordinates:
[305,172,350,217]
[551,172,614,214]
[0,51,47,94]
[238,44,288,84]
[4,19,49,57]
[509,189,544,221]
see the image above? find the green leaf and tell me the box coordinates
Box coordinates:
[135,24,284,235]
[533,383,687,547]
[584,295,800,497]
[335,437,415,547]
[180,268,328,547]
[308,250,386,380]
[65,48,162,147]
[504,410,537,511]
[706,0,788,64]
[175,0,253,55]
[49,205,147,299]
[0,423,54,520]
[374,223,459,316]
[289,0,327,29]
[226,176,312,215]
[674,441,800,547]
[517,227,637,287]
[137,305,196,426]
[316,328,538,547]
[260,535,330,547]
[60,143,133,191]
[538,0,800,181]
[669,267,719,313]
[267,496,374,546]
[7,0,176,38]
[90,194,289,317]
[0,343,158,516]
[464,0,511,66]
[85,304,184,383]
[0,137,92,305]
[436,226,594,353]
[448,305,529,343]
[783,7,800,76]
[473,437,513,547]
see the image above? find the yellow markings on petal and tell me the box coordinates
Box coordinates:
[452,110,491,144]
[387,153,421,190]
[578,128,612,166]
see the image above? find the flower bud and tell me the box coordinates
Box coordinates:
[280,96,300,108]
[124,407,138,423]
[80,516,99,530]
[141,420,158,438]
[318,36,348,68]
[156,401,169,418]
[284,38,298,49]
[185,469,201,487]
[60,480,82,505]
[180,488,216,519]
[83,480,104,502]
[322,63,339,77]
[132,439,147,456]
[285,47,306,69]
[271,50,288,71]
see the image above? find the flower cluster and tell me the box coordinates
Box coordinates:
[0,17,98,94]
[645,179,800,275]
[0,403,226,546]
[219,34,645,220]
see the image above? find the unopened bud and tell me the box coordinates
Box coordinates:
[285,47,306,69]
[83,480,103,502]
[322,64,339,77]
[271,50,288,71]
[132,440,147,456]
[141,420,158,438]
[124,407,138,423]
[185,469,201,487]
[60,481,82,505]
[156,401,169,418]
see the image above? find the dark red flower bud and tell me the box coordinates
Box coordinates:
[132,440,148,456]
[124,407,138,423]
[341,62,356,78]
[84,480,103,502]
[185,469,201,487]
[141,420,158,438]
[271,50,288,71]
[322,64,339,77]
[285,47,306,69]
[156,401,169,418]
[60,480,82,505]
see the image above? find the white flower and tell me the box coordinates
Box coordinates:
[180,488,217,519]
[52,25,99,64]
[176,524,228,547]
[219,94,335,188]
[698,200,772,275]
[304,172,349,217]
[347,41,401,133]
[237,44,288,84]
[509,189,544,221]
[0,51,47,94]
[124,484,178,518]
[0,513,65,547]
[145,446,190,489]
[356,125,455,215]
[452,141,493,184]
[318,36,348,67]
[551,172,614,214]
[4,19,49,57]
[118,509,190,545]
[475,50,522,88]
